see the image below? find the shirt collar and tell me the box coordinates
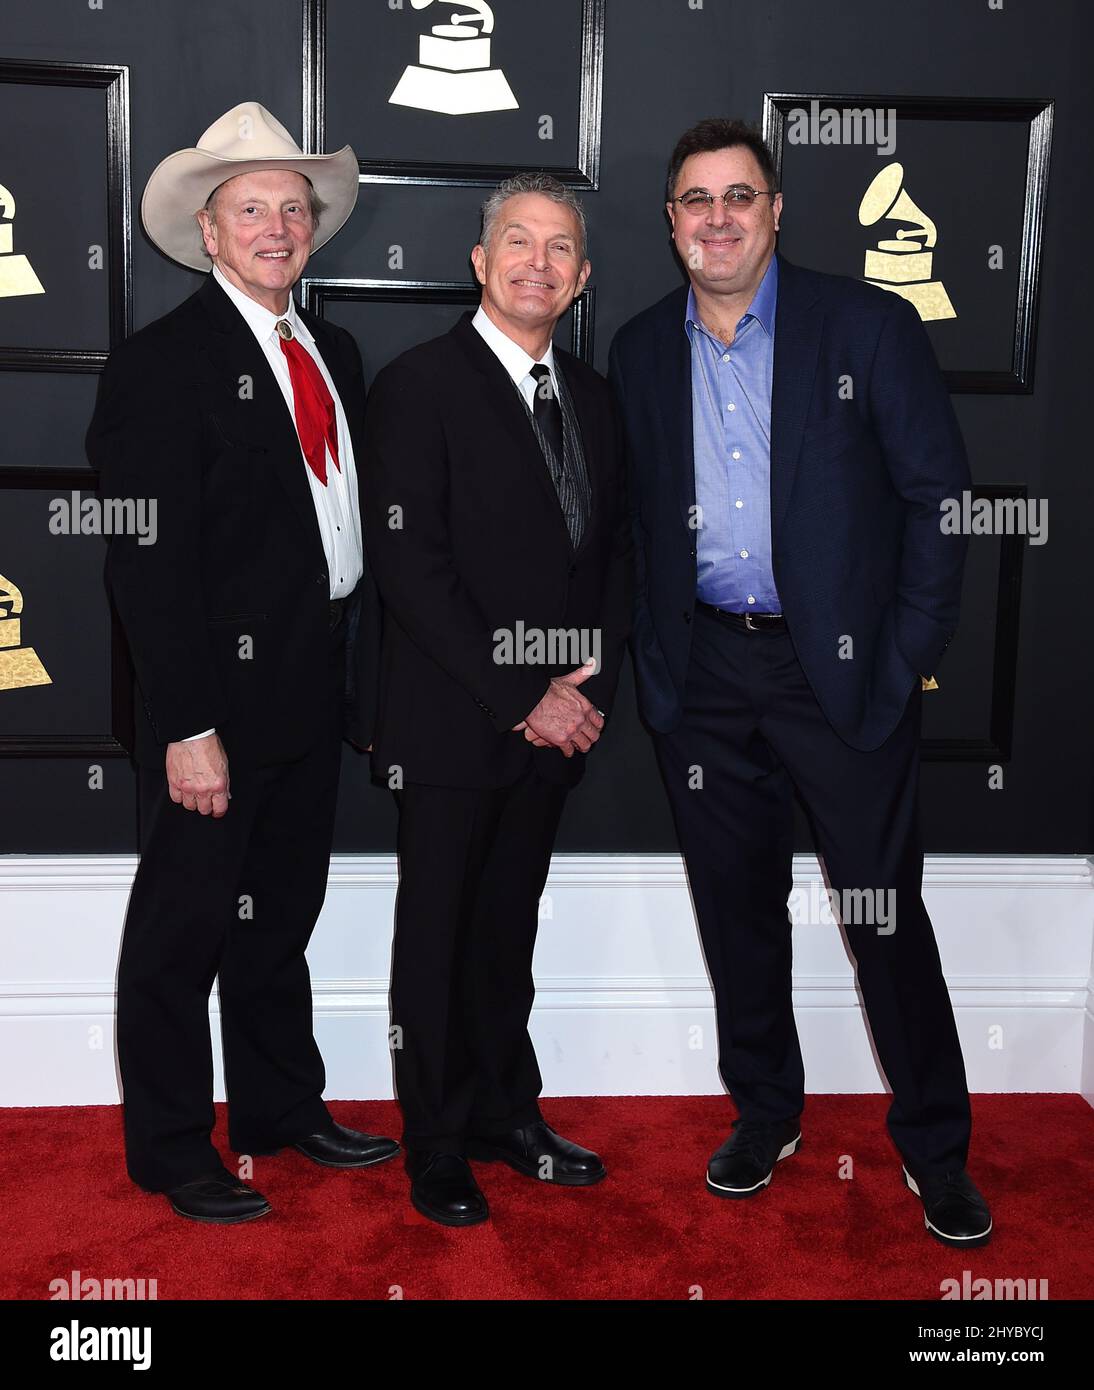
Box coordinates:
[211,264,313,346]
[684,252,778,341]
[472,303,556,388]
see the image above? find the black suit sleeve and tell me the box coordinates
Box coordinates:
[87,338,228,747]
[361,358,551,732]
[608,331,672,697]
[577,386,632,717]
[329,326,383,751]
[867,295,971,678]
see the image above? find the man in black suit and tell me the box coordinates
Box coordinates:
[362,173,630,1226]
[610,119,991,1247]
[87,102,397,1223]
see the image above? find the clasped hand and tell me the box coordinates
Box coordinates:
[511,659,604,757]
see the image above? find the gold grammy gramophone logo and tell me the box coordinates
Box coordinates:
[0,573,51,691]
[0,183,45,299]
[390,0,518,115]
[858,163,955,321]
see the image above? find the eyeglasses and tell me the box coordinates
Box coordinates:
[674,186,777,212]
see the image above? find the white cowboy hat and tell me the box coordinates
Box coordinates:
[141,101,359,271]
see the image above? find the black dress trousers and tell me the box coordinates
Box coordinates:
[390,763,568,1152]
[653,604,972,1182]
[116,617,347,1192]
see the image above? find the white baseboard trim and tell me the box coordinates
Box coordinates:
[1,854,1092,1108]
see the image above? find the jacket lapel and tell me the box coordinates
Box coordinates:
[196,274,324,558]
[654,287,696,533]
[303,307,366,454]
[452,312,573,546]
[770,254,823,540]
[554,348,599,552]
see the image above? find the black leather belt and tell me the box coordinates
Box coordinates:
[697,600,786,632]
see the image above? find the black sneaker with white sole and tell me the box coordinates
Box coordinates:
[706,1117,802,1198]
[903,1166,993,1248]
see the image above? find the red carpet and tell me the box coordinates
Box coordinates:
[2,1095,1090,1301]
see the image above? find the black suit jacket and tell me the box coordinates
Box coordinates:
[361,310,631,789]
[86,272,381,769]
[609,253,971,752]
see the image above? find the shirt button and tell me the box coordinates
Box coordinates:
[735,499,744,509]
[732,449,741,460]
[727,403,736,412]
[722,353,730,363]
[740,549,749,559]
[747,595,756,605]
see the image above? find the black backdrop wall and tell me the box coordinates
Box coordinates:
[0,0,1090,854]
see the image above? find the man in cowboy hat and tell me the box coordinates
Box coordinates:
[86,101,396,1223]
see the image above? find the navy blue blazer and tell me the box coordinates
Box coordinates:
[608,252,971,752]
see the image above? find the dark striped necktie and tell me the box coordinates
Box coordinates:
[529,363,564,464]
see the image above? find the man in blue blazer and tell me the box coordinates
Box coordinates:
[609,118,991,1248]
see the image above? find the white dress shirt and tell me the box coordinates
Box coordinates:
[212,265,362,598]
[472,303,559,407]
[182,267,364,742]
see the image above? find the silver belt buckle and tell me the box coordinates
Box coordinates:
[744,612,758,631]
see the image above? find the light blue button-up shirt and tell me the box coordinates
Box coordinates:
[687,254,781,612]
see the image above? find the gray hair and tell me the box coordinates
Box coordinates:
[200,174,327,257]
[480,173,587,262]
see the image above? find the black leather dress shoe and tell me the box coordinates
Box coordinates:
[903,1166,993,1247]
[466,1120,606,1185]
[292,1121,400,1168]
[706,1117,802,1198]
[406,1151,489,1227]
[166,1169,271,1224]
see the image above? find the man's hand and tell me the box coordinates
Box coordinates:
[513,661,604,757]
[166,733,230,817]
